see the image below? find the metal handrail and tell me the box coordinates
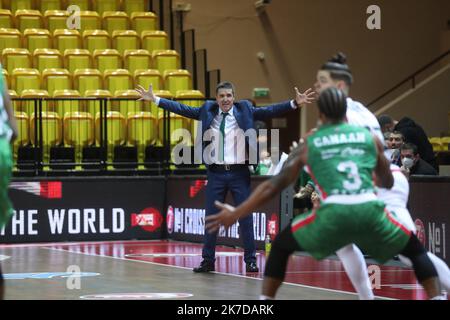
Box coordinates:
[367,49,450,107]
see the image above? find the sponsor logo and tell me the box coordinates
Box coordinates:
[189,180,207,198]
[131,207,163,232]
[267,214,279,240]
[9,181,62,199]
[4,272,100,280]
[414,219,426,245]
[80,293,193,300]
[167,206,174,234]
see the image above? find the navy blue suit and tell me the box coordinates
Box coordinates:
[158,98,295,263]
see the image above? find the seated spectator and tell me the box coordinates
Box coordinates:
[400,143,438,178]
[378,115,437,170]
[378,114,397,133]
[389,131,405,166]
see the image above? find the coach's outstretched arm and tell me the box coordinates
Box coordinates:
[206,142,307,233]
[135,84,201,119]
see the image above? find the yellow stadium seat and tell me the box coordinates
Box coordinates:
[95,110,126,161]
[11,68,39,94]
[44,10,69,33]
[64,48,91,73]
[158,112,190,146]
[21,89,50,117]
[42,68,71,96]
[176,90,205,143]
[141,30,168,54]
[40,0,61,12]
[93,49,121,73]
[0,28,21,53]
[131,12,157,35]
[429,137,442,152]
[15,10,43,32]
[441,137,450,151]
[124,49,151,75]
[8,89,19,112]
[113,89,141,115]
[67,0,90,11]
[94,0,121,16]
[127,111,157,163]
[149,89,172,120]
[102,11,129,35]
[5,0,33,13]
[64,111,94,162]
[84,89,111,119]
[24,28,52,53]
[112,30,139,54]
[78,11,101,33]
[73,68,103,96]
[134,69,162,90]
[104,69,133,94]
[152,50,180,75]
[82,29,110,52]
[33,48,63,72]
[0,9,13,28]
[53,29,81,53]
[30,111,62,163]
[53,89,81,119]
[13,111,29,160]
[2,48,32,73]
[163,69,192,95]
[124,0,148,17]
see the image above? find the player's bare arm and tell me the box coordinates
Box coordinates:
[206,142,307,233]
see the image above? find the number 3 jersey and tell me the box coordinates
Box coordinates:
[305,123,377,200]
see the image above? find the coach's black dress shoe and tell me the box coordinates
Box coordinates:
[246,262,259,273]
[193,260,215,273]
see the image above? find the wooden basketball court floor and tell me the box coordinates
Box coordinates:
[0,240,428,300]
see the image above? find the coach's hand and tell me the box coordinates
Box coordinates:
[294,87,316,107]
[135,84,157,103]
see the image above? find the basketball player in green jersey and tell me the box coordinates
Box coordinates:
[0,64,18,299]
[206,87,443,299]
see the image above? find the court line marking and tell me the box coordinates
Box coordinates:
[41,245,394,300]
[0,240,204,249]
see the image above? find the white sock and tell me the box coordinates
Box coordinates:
[427,252,450,293]
[259,294,274,300]
[399,253,450,293]
[337,244,374,300]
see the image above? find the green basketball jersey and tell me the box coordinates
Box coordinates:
[305,123,377,199]
[0,64,12,140]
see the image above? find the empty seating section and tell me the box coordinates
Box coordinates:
[0,28,21,52]
[79,11,101,33]
[33,48,62,71]
[0,0,205,168]
[112,30,139,54]
[93,48,121,72]
[54,29,81,52]
[64,49,92,73]
[44,11,68,32]
[24,28,51,52]
[124,49,151,74]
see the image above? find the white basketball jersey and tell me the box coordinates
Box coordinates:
[346,98,384,144]
[377,164,409,209]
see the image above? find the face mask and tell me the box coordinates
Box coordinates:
[262,158,272,166]
[402,157,414,169]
